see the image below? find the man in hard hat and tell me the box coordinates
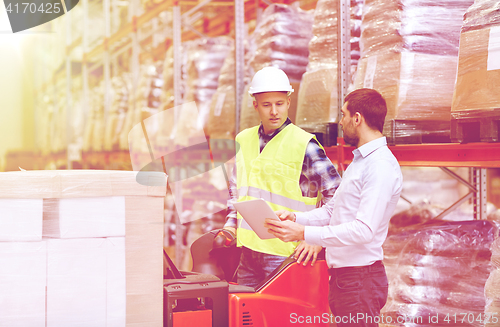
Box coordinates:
[222,66,341,288]
[265,88,403,326]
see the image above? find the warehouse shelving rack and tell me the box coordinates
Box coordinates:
[325,141,500,220]
[33,0,312,170]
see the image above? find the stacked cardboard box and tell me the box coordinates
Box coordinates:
[295,0,363,129]
[355,51,458,121]
[0,170,166,327]
[354,0,473,140]
[296,68,338,127]
[452,0,500,113]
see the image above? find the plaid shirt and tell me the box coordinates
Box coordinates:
[225,118,341,228]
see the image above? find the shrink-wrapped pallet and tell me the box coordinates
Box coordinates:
[120,63,163,152]
[485,237,500,326]
[207,39,255,138]
[154,46,181,150]
[0,170,166,326]
[240,5,313,130]
[451,0,500,114]
[104,74,132,151]
[249,4,314,83]
[382,220,497,326]
[355,51,458,121]
[83,82,105,152]
[207,44,239,139]
[174,37,232,145]
[295,0,363,128]
[354,0,473,141]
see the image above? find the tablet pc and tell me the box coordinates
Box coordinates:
[233,199,280,239]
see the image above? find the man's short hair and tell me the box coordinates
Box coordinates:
[344,88,387,133]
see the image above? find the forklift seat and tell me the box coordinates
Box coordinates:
[163,249,221,284]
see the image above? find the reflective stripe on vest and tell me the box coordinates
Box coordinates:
[237,186,317,212]
[235,124,322,257]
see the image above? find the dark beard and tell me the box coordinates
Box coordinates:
[343,132,359,147]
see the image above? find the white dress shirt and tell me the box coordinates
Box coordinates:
[295,137,403,268]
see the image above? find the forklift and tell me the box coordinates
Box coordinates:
[163,229,330,327]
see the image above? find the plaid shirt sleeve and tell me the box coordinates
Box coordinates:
[300,139,341,205]
[224,161,238,228]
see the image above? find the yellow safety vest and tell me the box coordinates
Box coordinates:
[235,123,322,257]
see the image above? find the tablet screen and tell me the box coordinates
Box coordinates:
[233,199,280,239]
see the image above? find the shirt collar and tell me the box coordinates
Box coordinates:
[352,137,387,159]
[258,117,292,138]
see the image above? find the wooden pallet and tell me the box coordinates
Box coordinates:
[451,109,500,143]
[299,122,338,147]
[384,119,451,145]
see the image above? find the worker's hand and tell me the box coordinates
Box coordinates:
[213,228,236,249]
[275,210,296,222]
[264,219,305,242]
[294,242,322,267]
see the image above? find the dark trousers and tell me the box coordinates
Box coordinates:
[328,261,388,327]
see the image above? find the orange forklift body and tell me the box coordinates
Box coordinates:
[229,260,330,327]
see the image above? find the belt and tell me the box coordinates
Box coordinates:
[328,260,383,276]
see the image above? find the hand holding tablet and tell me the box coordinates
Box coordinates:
[233,198,281,239]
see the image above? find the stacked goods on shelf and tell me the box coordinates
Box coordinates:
[295,0,338,129]
[52,84,67,154]
[87,0,106,50]
[350,0,363,77]
[120,62,163,152]
[207,41,252,139]
[354,0,474,142]
[0,170,166,326]
[83,82,105,152]
[249,4,313,82]
[207,45,238,139]
[295,0,363,129]
[39,96,54,156]
[154,46,180,150]
[242,4,314,130]
[451,0,500,142]
[104,74,132,151]
[161,46,176,111]
[382,220,497,326]
[141,62,164,151]
[485,237,500,326]
[175,37,232,145]
[240,38,261,130]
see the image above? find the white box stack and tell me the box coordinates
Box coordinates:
[0,242,46,327]
[43,196,126,238]
[0,170,166,327]
[46,238,108,327]
[0,199,43,241]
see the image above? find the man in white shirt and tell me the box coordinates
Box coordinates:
[265,88,403,327]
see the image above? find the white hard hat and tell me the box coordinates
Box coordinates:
[248,66,294,96]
